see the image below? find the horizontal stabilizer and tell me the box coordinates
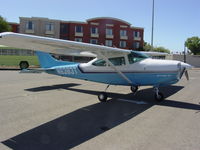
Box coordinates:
[20,68,55,73]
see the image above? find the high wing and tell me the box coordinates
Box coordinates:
[143,51,168,57]
[0,32,134,84]
[0,32,174,87]
[0,32,131,57]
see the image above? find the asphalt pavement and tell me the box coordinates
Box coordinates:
[0,70,200,150]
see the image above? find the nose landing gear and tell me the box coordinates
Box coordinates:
[154,87,164,102]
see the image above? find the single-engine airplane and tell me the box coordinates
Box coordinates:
[0,32,192,102]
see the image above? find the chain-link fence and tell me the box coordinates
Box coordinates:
[0,49,35,56]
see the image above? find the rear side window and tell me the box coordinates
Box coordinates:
[92,59,106,66]
[109,57,125,66]
[92,57,125,66]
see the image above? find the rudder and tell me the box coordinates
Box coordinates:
[36,51,77,68]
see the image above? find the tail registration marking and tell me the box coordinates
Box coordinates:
[56,67,78,75]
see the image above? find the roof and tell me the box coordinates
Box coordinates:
[87,17,132,26]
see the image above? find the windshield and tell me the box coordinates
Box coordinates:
[128,51,149,64]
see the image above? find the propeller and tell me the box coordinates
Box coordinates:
[185,70,189,80]
[178,62,189,80]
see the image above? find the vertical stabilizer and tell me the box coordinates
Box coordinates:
[36,51,77,68]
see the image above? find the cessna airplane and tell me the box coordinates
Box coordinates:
[0,32,192,102]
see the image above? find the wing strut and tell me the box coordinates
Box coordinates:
[98,52,132,85]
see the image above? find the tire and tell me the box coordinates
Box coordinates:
[130,86,138,93]
[98,92,108,102]
[19,61,29,70]
[154,92,164,102]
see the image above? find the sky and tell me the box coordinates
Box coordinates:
[0,0,199,52]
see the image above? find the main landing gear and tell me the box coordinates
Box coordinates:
[98,85,164,102]
[98,92,108,102]
[130,86,138,94]
[98,85,109,102]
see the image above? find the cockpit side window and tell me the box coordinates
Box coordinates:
[128,51,148,64]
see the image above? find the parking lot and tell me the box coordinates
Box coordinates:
[0,70,200,150]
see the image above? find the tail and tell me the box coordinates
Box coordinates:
[36,51,77,68]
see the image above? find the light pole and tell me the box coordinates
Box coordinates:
[184,43,186,63]
[151,0,155,51]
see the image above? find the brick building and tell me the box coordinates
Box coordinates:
[60,17,143,50]
[2,17,144,59]
[9,22,19,33]
[19,17,143,50]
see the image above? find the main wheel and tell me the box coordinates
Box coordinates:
[19,61,29,70]
[98,92,108,102]
[154,92,164,102]
[130,86,138,93]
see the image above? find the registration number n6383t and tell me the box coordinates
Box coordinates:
[56,67,78,75]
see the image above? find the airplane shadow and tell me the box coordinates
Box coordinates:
[25,83,81,92]
[2,85,200,150]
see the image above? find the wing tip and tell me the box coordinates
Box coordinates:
[0,32,14,38]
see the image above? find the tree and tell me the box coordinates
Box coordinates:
[0,16,11,33]
[142,42,170,54]
[143,42,152,51]
[154,47,170,54]
[185,36,200,55]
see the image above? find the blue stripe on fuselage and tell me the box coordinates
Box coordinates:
[46,64,179,86]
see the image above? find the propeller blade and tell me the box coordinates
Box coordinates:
[185,70,189,80]
[179,67,185,79]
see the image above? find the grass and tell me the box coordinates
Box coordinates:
[0,55,39,67]
[0,45,24,50]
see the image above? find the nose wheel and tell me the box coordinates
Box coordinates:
[154,87,164,102]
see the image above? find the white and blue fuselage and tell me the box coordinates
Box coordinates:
[37,51,191,87]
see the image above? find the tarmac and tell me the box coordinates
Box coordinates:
[0,70,200,150]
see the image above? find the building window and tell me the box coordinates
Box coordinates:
[120,30,127,36]
[91,27,98,34]
[120,41,126,48]
[133,31,140,37]
[105,40,112,47]
[75,25,83,33]
[60,24,68,34]
[106,28,113,35]
[75,38,83,42]
[26,21,34,30]
[46,23,54,31]
[133,42,140,49]
[90,39,98,44]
